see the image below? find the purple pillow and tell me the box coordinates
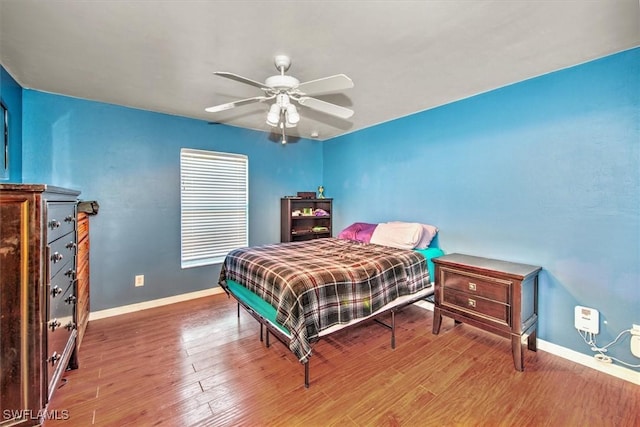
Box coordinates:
[337,222,378,243]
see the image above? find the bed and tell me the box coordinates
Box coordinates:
[218,221,443,387]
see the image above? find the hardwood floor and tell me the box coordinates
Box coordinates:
[45,293,639,427]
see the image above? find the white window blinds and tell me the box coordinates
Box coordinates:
[180,148,248,268]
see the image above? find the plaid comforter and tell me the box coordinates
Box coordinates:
[218,238,430,363]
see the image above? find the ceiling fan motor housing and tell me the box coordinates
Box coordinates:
[265,75,299,90]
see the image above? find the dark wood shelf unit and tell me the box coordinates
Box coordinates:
[280,198,333,243]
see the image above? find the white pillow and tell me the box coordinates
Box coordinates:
[370,222,423,250]
[386,221,438,249]
[415,223,438,249]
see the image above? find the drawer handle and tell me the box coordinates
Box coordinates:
[48,352,61,366]
[48,319,62,331]
[468,282,477,291]
[66,241,77,250]
[49,219,61,229]
[64,215,76,223]
[65,295,76,305]
[51,286,63,297]
[64,321,76,331]
[64,268,76,278]
[468,298,476,308]
[51,252,64,263]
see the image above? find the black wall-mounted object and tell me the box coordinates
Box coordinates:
[1,100,8,180]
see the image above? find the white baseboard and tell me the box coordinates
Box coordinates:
[413,300,639,385]
[89,290,639,385]
[536,339,639,384]
[88,287,225,321]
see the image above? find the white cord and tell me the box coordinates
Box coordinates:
[577,328,640,368]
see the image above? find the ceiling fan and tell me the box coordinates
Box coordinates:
[205,55,354,143]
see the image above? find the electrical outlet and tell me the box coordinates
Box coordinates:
[135,275,144,287]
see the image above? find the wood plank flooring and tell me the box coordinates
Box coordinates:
[45,293,639,427]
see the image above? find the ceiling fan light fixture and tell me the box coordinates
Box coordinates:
[266,103,281,126]
[286,104,300,125]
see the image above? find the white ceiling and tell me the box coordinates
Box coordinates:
[1,1,638,141]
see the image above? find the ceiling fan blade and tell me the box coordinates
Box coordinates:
[214,72,269,90]
[205,96,269,113]
[296,74,354,96]
[297,97,354,119]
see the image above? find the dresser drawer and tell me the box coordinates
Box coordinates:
[442,288,510,327]
[49,261,74,302]
[46,323,74,386]
[46,281,75,384]
[48,231,77,278]
[441,267,511,303]
[47,202,76,243]
[49,279,75,322]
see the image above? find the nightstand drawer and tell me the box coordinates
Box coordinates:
[441,267,511,303]
[442,288,510,326]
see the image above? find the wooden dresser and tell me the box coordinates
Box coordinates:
[0,184,80,426]
[432,253,541,371]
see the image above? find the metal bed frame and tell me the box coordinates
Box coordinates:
[224,286,433,388]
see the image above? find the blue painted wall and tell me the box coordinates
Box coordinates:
[0,66,23,182]
[22,91,323,310]
[323,48,640,369]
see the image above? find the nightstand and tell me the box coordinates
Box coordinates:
[432,253,541,371]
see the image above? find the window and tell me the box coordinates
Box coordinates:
[180,148,248,268]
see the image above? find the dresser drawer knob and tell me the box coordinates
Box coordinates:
[48,319,62,331]
[49,219,61,229]
[65,295,76,305]
[64,268,76,278]
[48,352,61,366]
[64,321,76,331]
[66,241,77,250]
[51,252,64,263]
[468,282,477,291]
[468,298,476,308]
[64,215,76,223]
[51,286,63,297]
